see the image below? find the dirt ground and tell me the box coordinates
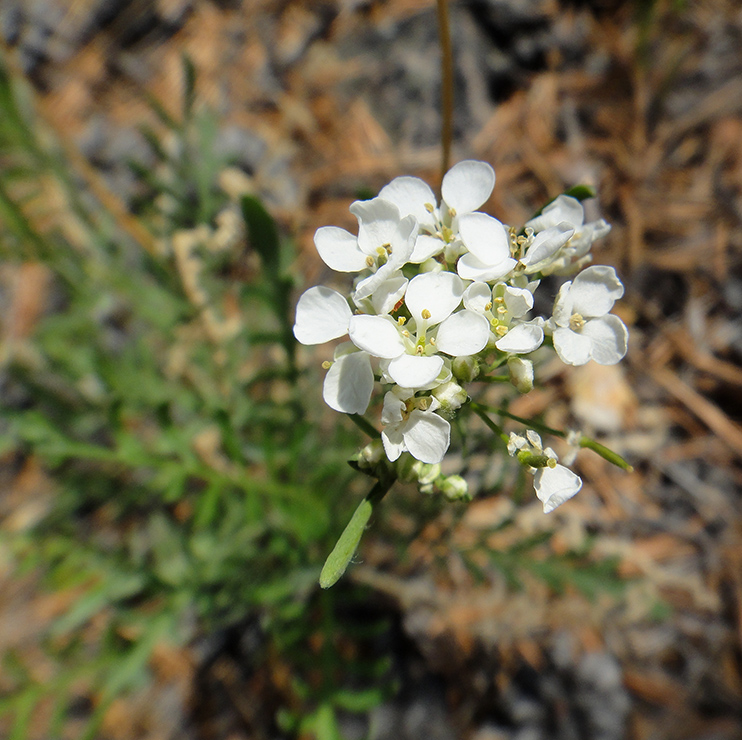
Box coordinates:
[2,0,742,738]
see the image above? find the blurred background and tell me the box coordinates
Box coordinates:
[1,0,741,738]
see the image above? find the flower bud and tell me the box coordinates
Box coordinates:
[395,453,417,483]
[439,475,470,501]
[452,355,479,383]
[508,357,534,393]
[432,380,468,413]
[358,440,384,468]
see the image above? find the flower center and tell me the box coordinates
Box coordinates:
[569,313,585,332]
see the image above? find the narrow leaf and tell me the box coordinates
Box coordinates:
[241,195,280,276]
[319,497,373,589]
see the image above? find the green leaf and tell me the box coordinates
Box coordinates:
[319,497,374,589]
[563,184,596,201]
[182,54,197,123]
[241,195,281,276]
[332,686,385,712]
[306,703,342,740]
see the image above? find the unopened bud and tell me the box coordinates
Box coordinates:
[432,380,468,412]
[439,475,470,501]
[517,450,557,469]
[359,440,384,467]
[452,355,479,383]
[508,357,534,393]
[415,461,442,486]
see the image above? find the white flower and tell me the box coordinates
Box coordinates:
[516,223,575,274]
[292,287,374,413]
[348,272,490,389]
[526,195,611,276]
[379,160,496,264]
[313,197,417,304]
[462,281,544,354]
[550,265,628,366]
[381,389,450,464]
[507,430,582,513]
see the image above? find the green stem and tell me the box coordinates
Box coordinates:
[578,436,634,472]
[469,402,509,446]
[474,374,510,384]
[473,403,634,472]
[347,413,380,439]
[436,0,453,178]
[492,407,565,438]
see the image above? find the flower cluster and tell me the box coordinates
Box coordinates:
[294,161,628,511]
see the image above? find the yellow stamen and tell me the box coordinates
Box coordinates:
[421,309,431,320]
[569,313,585,332]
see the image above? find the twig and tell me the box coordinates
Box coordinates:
[436,0,453,178]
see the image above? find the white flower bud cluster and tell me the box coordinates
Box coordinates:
[293,161,628,510]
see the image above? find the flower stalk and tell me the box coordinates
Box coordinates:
[436,0,454,178]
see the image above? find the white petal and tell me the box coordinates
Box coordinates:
[463,282,492,313]
[388,354,444,388]
[313,226,368,272]
[568,219,611,257]
[533,464,582,513]
[582,315,628,365]
[388,215,418,267]
[371,276,408,315]
[526,195,584,232]
[552,280,574,327]
[403,410,451,464]
[381,390,406,425]
[350,197,401,255]
[457,252,516,282]
[569,266,624,317]
[322,352,373,414]
[435,310,490,356]
[381,426,406,461]
[458,212,510,265]
[378,176,437,229]
[553,326,592,366]
[348,314,405,358]
[293,286,351,345]
[405,272,464,325]
[352,215,417,302]
[410,234,444,263]
[521,223,574,268]
[495,322,544,354]
[441,160,495,215]
[503,285,534,318]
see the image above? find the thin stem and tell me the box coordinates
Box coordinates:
[473,403,634,472]
[469,402,509,446]
[347,413,381,439]
[436,0,453,178]
[493,408,565,438]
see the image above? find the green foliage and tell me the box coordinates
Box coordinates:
[0,54,377,738]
